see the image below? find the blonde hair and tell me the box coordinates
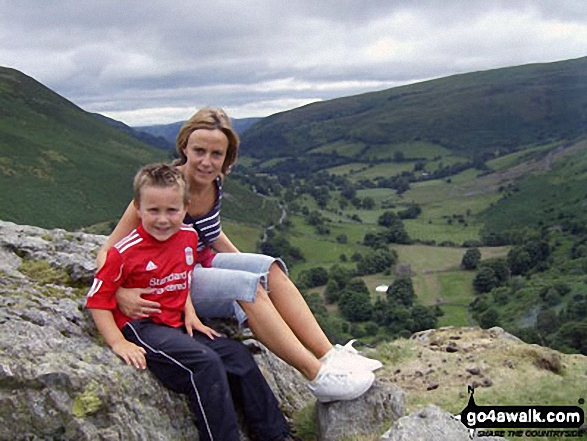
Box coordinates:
[175,106,239,174]
[133,163,189,205]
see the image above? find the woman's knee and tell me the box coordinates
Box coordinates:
[238,284,271,310]
[269,261,287,278]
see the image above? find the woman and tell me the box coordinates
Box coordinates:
[96,107,381,403]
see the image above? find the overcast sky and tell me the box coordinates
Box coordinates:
[1,1,587,126]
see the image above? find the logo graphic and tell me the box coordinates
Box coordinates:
[185,247,194,265]
[454,386,585,439]
[146,261,158,271]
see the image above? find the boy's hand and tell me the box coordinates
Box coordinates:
[112,340,147,370]
[184,313,221,340]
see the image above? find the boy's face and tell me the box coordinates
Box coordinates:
[135,184,187,242]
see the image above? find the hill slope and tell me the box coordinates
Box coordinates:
[0,67,170,229]
[240,57,587,162]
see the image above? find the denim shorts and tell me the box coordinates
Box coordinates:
[190,253,288,325]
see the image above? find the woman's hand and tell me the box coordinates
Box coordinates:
[116,287,161,318]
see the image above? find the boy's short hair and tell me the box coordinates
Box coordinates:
[133,163,189,205]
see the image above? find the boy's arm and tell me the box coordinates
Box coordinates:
[90,309,147,370]
[184,294,220,340]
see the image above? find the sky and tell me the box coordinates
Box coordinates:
[1,1,587,127]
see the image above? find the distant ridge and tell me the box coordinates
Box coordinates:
[241,57,587,161]
[93,113,174,150]
[135,116,262,147]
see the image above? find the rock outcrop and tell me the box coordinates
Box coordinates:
[381,405,506,441]
[0,220,519,440]
[0,221,404,440]
[0,221,312,440]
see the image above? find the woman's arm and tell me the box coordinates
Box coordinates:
[212,231,240,253]
[96,201,140,269]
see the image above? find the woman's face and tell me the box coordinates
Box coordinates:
[183,129,228,186]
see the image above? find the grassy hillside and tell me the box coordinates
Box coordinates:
[0,67,170,229]
[0,67,276,232]
[480,138,587,233]
[241,57,587,163]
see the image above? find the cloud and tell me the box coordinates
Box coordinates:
[1,0,586,125]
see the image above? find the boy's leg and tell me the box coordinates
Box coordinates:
[122,320,240,441]
[205,336,289,440]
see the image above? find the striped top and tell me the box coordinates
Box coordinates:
[183,176,222,251]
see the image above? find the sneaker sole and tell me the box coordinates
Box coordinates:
[316,374,375,403]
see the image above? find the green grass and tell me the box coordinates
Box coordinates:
[0,68,168,229]
[363,141,456,161]
[481,138,587,232]
[309,140,365,157]
[222,219,263,253]
[390,245,508,326]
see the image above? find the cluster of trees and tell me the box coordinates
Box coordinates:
[259,232,305,266]
[360,211,412,248]
[465,229,587,355]
[336,274,440,336]
[299,264,440,342]
[465,237,551,296]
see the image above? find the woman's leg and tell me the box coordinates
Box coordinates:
[209,253,333,359]
[265,263,333,359]
[190,264,322,380]
[238,288,322,380]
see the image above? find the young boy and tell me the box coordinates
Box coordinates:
[85,163,291,441]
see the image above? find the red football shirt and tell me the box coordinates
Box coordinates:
[85,224,200,329]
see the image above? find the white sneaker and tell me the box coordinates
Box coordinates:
[321,339,383,372]
[307,365,375,403]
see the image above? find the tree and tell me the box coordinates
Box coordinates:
[473,267,498,293]
[387,277,416,307]
[478,308,500,328]
[338,280,373,322]
[341,185,356,200]
[410,305,438,332]
[536,309,560,336]
[259,235,305,265]
[482,258,510,285]
[362,197,375,210]
[398,204,422,220]
[357,248,397,275]
[297,267,328,289]
[378,211,398,228]
[461,248,481,270]
[554,321,587,355]
[507,247,533,275]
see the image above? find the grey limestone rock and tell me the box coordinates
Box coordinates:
[0,220,312,440]
[316,381,406,441]
[380,405,507,441]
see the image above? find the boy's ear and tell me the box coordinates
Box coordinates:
[133,199,140,211]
